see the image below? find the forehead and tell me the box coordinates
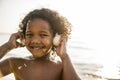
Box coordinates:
[26,18,52,32]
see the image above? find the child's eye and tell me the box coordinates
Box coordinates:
[40,34,48,37]
[26,34,33,38]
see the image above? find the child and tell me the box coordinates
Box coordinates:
[0,8,81,80]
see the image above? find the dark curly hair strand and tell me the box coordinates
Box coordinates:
[19,8,72,38]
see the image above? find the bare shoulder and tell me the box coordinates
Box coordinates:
[0,57,26,64]
[9,56,62,66]
[7,57,31,67]
[8,57,28,62]
[3,57,63,80]
[0,57,28,77]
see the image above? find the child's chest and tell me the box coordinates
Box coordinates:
[13,61,62,80]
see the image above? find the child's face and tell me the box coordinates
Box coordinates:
[25,18,53,58]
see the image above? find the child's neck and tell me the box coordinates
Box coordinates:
[32,53,52,61]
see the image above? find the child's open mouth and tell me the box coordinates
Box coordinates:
[30,46,45,50]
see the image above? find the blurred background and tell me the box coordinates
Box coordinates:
[0,0,120,80]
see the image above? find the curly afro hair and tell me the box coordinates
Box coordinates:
[19,8,72,38]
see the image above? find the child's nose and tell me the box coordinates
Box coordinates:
[31,36,41,44]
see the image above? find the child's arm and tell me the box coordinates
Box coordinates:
[62,54,80,80]
[0,32,22,59]
[56,38,81,80]
[0,42,13,59]
[0,58,12,78]
[0,32,22,77]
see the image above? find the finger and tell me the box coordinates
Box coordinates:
[18,32,24,40]
[61,35,68,42]
[16,41,25,47]
[14,32,20,39]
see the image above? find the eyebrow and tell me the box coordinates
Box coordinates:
[42,31,49,33]
[26,30,49,34]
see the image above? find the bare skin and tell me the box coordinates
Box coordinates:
[0,18,80,80]
[0,57,63,80]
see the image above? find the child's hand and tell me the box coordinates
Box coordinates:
[7,32,24,49]
[56,36,68,60]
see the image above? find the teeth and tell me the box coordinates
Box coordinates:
[30,46,44,50]
[33,47,39,50]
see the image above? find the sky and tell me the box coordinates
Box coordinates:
[0,0,120,65]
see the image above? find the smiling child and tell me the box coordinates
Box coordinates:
[0,8,81,80]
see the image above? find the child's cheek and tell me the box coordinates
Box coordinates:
[44,39,51,45]
[42,39,52,52]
